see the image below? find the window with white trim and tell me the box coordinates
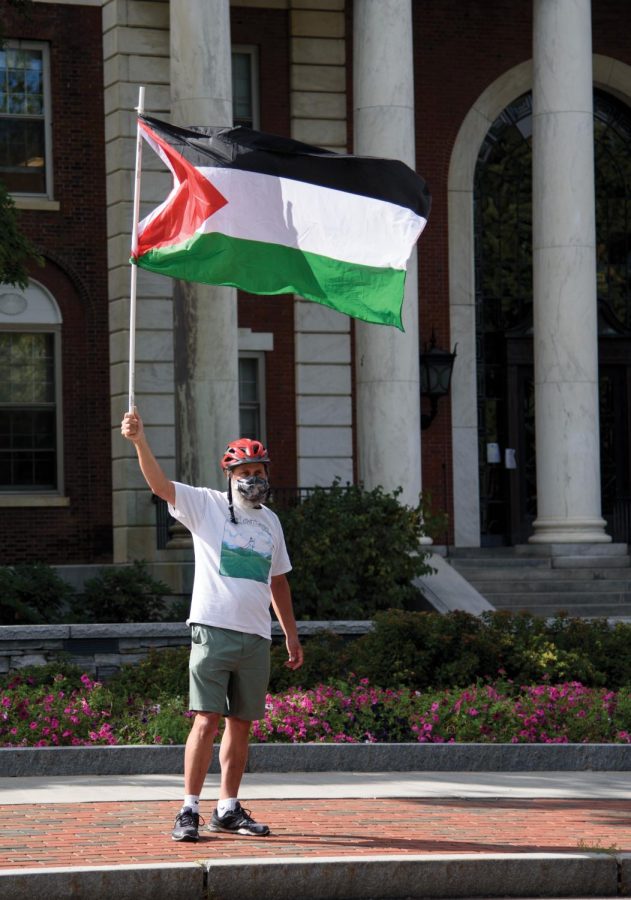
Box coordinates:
[232,46,259,129]
[0,283,62,492]
[0,41,52,196]
[239,352,266,442]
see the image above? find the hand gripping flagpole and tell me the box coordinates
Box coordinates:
[128,85,145,413]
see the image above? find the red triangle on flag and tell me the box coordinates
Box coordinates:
[135,122,228,259]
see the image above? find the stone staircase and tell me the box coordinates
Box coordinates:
[447,543,631,618]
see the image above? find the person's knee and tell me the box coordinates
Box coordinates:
[224,716,252,738]
[192,711,220,740]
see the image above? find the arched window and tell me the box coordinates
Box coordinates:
[0,281,63,493]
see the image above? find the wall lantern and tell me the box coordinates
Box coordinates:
[420,330,457,430]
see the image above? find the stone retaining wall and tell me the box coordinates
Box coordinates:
[3,742,631,777]
[0,621,372,680]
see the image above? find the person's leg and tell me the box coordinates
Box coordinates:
[184,711,221,796]
[173,712,222,842]
[218,715,251,799]
[210,716,269,835]
[208,634,271,836]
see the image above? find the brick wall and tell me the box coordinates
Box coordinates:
[1,4,112,563]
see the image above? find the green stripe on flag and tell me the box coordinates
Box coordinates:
[135,231,406,329]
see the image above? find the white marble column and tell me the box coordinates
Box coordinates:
[530,0,609,543]
[170,0,239,490]
[353,0,421,507]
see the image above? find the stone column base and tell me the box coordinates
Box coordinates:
[529,517,611,544]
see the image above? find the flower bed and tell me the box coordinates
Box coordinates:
[2,667,631,747]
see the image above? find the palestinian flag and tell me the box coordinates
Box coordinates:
[133,115,431,330]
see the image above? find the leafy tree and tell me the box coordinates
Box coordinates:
[0,182,42,287]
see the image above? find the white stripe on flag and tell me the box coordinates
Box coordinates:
[195,168,425,270]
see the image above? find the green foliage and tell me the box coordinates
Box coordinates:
[109,646,190,705]
[0,563,75,624]
[0,181,43,288]
[269,630,352,693]
[2,659,85,691]
[114,694,193,745]
[273,483,434,619]
[348,610,631,692]
[70,561,171,623]
[102,612,631,694]
[419,491,449,544]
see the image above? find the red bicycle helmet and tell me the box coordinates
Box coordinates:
[221,438,271,470]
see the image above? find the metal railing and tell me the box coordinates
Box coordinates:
[153,485,348,549]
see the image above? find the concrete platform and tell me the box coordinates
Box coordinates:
[1,770,631,899]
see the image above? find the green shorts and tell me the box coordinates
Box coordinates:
[189,623,271,721]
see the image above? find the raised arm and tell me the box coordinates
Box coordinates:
[120,408,176,506]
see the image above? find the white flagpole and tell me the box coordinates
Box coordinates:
[128,85,145,412]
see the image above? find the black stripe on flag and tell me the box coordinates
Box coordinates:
[140,115,431,220]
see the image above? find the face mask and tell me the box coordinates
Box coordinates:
[235,475,269,504]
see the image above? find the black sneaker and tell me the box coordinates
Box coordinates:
[209,802,270,836]
[172,807,201,842]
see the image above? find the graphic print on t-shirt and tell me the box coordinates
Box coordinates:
[219,516,273,583]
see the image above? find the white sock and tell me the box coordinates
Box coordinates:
[182,795,200,813]
[217,797,238,817]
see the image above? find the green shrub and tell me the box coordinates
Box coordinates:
[273,483,435,619]
[346,609,631,692]
[0,563,76,625]
[269,630,352,692]
[108,646,189,704]
[70,561,171,623]
[114,694,193,745]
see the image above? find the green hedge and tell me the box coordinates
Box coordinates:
[101,610,631,696]
[270,610,631,692]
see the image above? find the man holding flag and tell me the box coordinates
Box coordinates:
[121,107,429,842]
[121,408,303,842]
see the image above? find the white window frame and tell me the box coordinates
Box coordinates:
[232,45,260,130]
[1,39,54,199]
[0,281,66,504]
[238,350,266,444]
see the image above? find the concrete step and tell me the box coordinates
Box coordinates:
[449,543,629,558]
[447,545,631,618]
[451,557,552,569]
[471,579,631,594]
[553,555,631,568]
[489,591,631,609]
[492,602,631,618]
[451,555,631,570]
[450,564,631,581]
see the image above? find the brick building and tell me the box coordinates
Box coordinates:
[1,0,630,580]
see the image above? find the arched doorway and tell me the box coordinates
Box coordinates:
[475,89,631,545]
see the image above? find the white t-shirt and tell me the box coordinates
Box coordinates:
[168,482,291,639]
